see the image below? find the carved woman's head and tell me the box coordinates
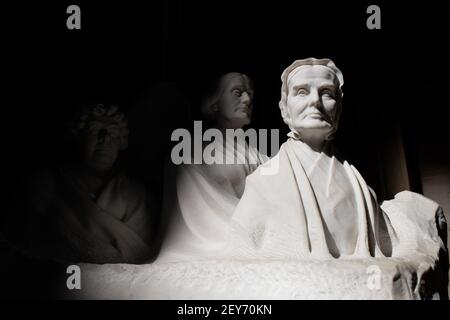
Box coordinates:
[279,58,344,143]
[63,102,129,174]
[201,72,254,129]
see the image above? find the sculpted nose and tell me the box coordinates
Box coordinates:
[241,92,251,106]
[97,128,110,144]
[308,89,321,108]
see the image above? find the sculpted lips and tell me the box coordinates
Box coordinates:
[305,111,324,119]
[235,106,251,115]
[307,112,323,118]
[95,146,115,155]
[304,110,332,123]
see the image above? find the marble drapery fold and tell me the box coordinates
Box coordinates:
[157,136,268,262]
[225,139,396,259]
[225,139,446,268]
[3,166,154,264]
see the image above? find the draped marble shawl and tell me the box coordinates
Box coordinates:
[157,136,268,262]
[226,138,395,259]
[3,165,154,264]
[225,139,446,263]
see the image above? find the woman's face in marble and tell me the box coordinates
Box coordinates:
[286,65,340,135]
[215,74,254,129]
[80,122,122,171]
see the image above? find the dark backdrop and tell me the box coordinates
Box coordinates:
[4,0,448,201]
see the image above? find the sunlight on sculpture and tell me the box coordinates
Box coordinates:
[156,72,269,262]
[227,58,393,259]
[77,60,448,300]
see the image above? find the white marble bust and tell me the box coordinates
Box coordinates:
[228,58,394,259]
[277,59,359,256]
[156,72,267,262]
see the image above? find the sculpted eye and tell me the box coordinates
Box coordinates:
[232,89,242,97]
[321,89,335,98]
[296,88,309,96]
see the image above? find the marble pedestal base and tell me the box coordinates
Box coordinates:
[73,256,446,300]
